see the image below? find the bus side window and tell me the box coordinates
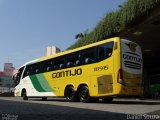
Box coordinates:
[33,63,41,74]
[43,64,51,72]
[106,48,112,57]
[98,47,105,60]
[66,52,81,67]
[53,65,58,70]
[54,57,66,70]
[59,64,65,69]
[26,70,30,76]
[67,62,73,67]
[97,41,114,61]
[23,65,33,78]
[82,47,95,65]
[42,60,53,72]
[35,68,39,73]
[26,69,31,76]
[85,58,94,64]
[75,60,80,66]
[47,66,51,71]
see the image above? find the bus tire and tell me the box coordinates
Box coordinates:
[102,98,113,103]
[42,97,47,101]
[65,86,77,102]
[22,90,28,100]
[78,86,91,103]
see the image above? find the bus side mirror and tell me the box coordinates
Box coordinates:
[12,74,17,81]
[13,73,20,86]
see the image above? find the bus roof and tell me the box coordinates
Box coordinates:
[39,37,119,61]
[20,37,120,68]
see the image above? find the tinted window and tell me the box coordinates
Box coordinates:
[42,60,53,72]
[23,65,33,78]
[66,52,81,67]
[53,57,66,70]
[82,47,96,65]
[97,41,114,61]
[32,63,41,74]
[20,42,114,76]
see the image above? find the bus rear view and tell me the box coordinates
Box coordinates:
[117,39,143,97]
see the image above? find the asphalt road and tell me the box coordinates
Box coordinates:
[0,97,160,120]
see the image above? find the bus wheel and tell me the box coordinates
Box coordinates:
[102,98,113,103]
[22,90,28,100]
[42,97,47,101]
[65,86,77,102]
[78,86,91,103]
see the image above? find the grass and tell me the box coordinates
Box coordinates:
[67,0,160,50]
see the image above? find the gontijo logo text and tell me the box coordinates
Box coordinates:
[52,68,82,78]
[123,54,142,63]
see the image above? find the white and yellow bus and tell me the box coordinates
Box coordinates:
[14,37,143,102]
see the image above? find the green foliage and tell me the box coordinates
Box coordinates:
[67,0,160,50]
